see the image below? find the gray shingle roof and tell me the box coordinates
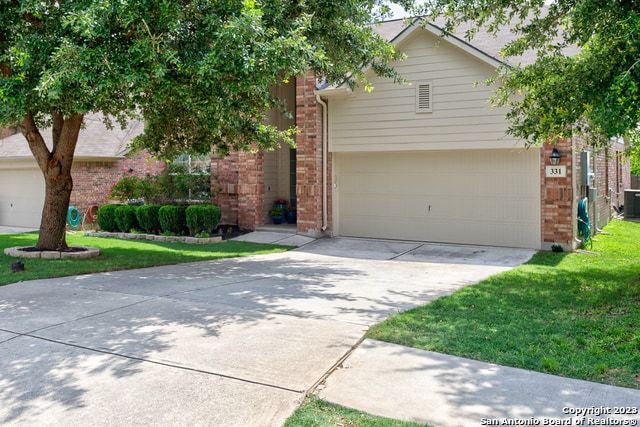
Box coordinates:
[0,114,144,160]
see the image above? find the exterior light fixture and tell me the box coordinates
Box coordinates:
[550,147,561,165]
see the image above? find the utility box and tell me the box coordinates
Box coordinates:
[581,151,595,187]
[625,189,640,219]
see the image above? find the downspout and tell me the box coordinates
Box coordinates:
[316,94,329,232]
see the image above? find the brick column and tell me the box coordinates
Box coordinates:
[212,152,239,226]
[295,73,329,238]
[236,150,265,230]
[540,139,575,250]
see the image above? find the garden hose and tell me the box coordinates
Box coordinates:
[67,206,82,227]
[577,197,591,248]
[86,205,99,222]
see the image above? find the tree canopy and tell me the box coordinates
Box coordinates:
[412,0,640,149]
[1,0,411,157]
[0,0,411,250]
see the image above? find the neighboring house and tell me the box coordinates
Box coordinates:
[211,18,630,250]
[0,115,164,228]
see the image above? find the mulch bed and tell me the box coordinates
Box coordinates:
[17,246,89,253]
[214,225,251,241]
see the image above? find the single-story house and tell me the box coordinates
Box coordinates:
[211,18,630,251]
[0,115,164,228]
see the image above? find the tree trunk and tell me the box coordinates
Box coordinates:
[20,111,84,251]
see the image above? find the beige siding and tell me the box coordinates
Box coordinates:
[264,150,278,220]
[329,28,520,152]
[264,79,296,220]
[334,149,541,249]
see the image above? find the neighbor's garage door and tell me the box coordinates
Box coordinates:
[335,149,540,249]
[0,168,45,228]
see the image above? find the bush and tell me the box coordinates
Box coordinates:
[97,204,121,232]
[136,205,162,234]
[114,205,139,232]
[159,205,187,235]
[186,204,222,236]
[108,171,143,201]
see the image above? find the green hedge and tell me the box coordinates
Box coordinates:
[136,205,162,234]
[186,204,222,236]
[159,205,187,235]
[114,205,139,232]
[97,204,120,232]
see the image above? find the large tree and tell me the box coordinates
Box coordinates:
[412,0,640,148]
[0,0,410,250]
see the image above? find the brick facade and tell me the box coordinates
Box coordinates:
[70,152,165,222]
[212,151,240,226]
[236,150,265,230]
[295,73,330,237]
[579,140,629,230]
[540,138,630,251]
[540,139,574,250]
[594,143,629,227]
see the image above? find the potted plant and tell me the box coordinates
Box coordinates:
[269,206,284,224]
[274,198,287,215]
[285,206,297,224]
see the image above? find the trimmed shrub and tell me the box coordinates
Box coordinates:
[97,204,120,232]
[159,205,187,235]
[186,204,222,236]
[114,205,139,233]
[136,205,162,234]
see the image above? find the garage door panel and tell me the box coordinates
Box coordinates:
[335,150,541,249]
[0,169,44,228]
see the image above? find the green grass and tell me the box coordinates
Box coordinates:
[283,396,429,427]
[367,220,640,389]
[0,231,291,286]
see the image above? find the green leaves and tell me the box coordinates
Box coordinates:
[1,0,408,157]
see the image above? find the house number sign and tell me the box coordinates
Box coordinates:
[545,165,567,178]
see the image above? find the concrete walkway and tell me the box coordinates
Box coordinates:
[0,228,638,426]
[320,340,640,426]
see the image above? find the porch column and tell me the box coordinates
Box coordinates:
[295,73,331,238]
[236,150,265,230]
[540,139,575,250]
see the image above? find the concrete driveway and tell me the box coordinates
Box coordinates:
[0,236,534,426]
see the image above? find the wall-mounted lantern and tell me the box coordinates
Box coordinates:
[549,147,561,165]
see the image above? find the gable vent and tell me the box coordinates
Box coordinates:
[416,81,433,113]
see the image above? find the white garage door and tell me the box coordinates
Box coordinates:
[0,168,45,228]
[334,149,541,249]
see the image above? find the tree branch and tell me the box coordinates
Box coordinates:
[20,111,51,173]
[0,62,10,77]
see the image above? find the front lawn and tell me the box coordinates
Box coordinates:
[283,396,430,427]
[0,232,291,287]
[367,220,640,389]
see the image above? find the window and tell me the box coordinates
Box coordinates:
[170,153,212,201]
[415,81,433,113]
[173,153,211,174]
